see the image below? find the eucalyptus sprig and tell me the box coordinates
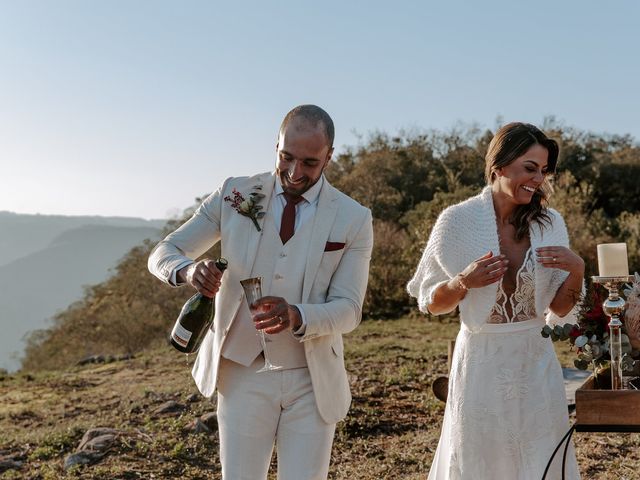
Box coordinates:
[542,322,635,372]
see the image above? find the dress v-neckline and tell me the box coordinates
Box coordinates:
[494,247,533,323]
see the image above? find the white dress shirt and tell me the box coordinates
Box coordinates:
[272,174,324,233]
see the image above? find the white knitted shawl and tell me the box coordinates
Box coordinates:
[407,186,580,331]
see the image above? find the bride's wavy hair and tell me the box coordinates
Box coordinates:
[484,122,559,240]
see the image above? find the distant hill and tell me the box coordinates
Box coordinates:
[0,213,165,372]
[0,211,165,268]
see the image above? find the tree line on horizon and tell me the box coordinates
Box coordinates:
[20,120,640,371]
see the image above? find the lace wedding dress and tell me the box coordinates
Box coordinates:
[428,248,580,479]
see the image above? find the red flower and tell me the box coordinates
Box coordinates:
[585,304,602,319]
[569,325,582,338]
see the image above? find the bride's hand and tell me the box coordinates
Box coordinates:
[457,251,509,289]
[535,246,584,274]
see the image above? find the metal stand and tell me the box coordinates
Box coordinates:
[542,422,640,479]
[592,275,634,390]
[541,424,576,480]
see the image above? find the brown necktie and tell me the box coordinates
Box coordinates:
[280,193,304,244]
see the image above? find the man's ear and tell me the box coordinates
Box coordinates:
[324,147,334,167]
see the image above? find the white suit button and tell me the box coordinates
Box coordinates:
[279,252,287,258]
[274,273,283,280]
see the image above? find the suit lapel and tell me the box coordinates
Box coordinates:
[302,180,339,302]
[240,172,276,280]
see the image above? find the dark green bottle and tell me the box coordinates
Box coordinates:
[169,258,228,353]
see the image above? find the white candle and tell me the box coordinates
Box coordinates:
[597,243,629,277]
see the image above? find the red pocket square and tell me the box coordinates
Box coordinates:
[324,241,345,252]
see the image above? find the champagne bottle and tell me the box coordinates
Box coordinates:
[170,258,228,353]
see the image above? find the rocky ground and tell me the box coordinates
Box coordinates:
[1,317,639,479]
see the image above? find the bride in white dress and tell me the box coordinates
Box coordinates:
[408,122,584,479]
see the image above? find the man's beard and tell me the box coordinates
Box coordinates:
[280,172,313,196]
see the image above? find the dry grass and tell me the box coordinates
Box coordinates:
[1,316,639,479]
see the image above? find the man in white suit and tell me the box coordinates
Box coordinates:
[148,105,373,479]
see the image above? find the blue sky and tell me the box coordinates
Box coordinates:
[1,0,638,219]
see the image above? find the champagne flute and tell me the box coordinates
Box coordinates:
[239,277,283,372]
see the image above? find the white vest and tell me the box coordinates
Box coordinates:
[221,205,312,369]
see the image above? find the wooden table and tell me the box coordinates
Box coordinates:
[543,368,640,479]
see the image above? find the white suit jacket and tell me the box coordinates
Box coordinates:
[148,171,373,423]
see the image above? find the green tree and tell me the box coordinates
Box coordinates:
[20,123,640,371]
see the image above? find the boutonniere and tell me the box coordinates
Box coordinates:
[224,185,266,231]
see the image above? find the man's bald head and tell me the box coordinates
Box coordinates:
[279,105,334,148]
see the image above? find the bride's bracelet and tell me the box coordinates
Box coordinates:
[453,274,469,293]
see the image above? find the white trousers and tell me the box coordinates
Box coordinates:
[217,357,336,480]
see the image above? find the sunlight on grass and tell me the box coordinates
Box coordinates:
[1,316,638,479]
